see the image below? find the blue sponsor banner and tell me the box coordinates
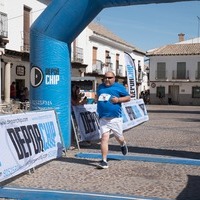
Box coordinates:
[124,52,137,99]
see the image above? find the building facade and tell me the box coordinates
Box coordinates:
[0,0,148,104]
[147,36,200,105]
[0,0,47,103]
[71,22,148,97]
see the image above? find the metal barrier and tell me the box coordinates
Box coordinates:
[0,101,30,114]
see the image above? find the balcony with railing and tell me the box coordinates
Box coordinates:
[71,46,83,63]
[155,70,168,80]
[105,63,113,73]
[92,60,114,75]
[0,12,8,38]
[172,70,189,80]
[195,70,200,80]
[92,59,104,74]
[116,65,123,76]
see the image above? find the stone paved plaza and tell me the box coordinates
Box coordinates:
[1,105,200,200]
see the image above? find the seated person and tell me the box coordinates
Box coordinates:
[71,84,87,106]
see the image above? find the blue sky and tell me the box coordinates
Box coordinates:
[93,1,200,52]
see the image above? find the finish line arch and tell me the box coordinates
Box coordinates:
[30,0,199,149]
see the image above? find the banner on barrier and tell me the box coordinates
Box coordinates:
[122,98,148,130]
[72,98,148,141]
[72,105,100,142]
[0,110,63,183]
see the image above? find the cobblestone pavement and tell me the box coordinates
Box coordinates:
[1,105,200,200]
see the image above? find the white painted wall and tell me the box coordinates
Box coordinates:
[5,0,46,51]
[149,54,200,105]
[72,26,128,76]
[74,27,146,73]
[150,55,200,81]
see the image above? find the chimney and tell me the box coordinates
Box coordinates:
[178,33,185,42]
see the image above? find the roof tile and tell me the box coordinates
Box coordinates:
[146,43,200,56]
[88,22,144,52]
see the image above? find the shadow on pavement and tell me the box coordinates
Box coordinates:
[176,175,200,200]
[126,146,200,160]
[79,143,200,160]
[57,156,100,168]
[148,110,200,115]
[179,118,200,122]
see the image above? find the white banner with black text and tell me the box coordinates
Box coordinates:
[72,98,148,141]
[0,110,63,182]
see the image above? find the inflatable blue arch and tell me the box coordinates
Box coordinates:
[30,0,198,149]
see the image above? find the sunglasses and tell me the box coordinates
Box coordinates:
[104,77,114,79]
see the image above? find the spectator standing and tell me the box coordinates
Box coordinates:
[23,87,29,101]
[10,81,16,100]
[168,93,172,105]
[158,92,164,104]
[20,87,29,102]
[140,91,145,101]
[71,84,88,149]
[145,90,150,104]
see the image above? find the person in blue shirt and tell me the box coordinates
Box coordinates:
[97,71,130,169]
